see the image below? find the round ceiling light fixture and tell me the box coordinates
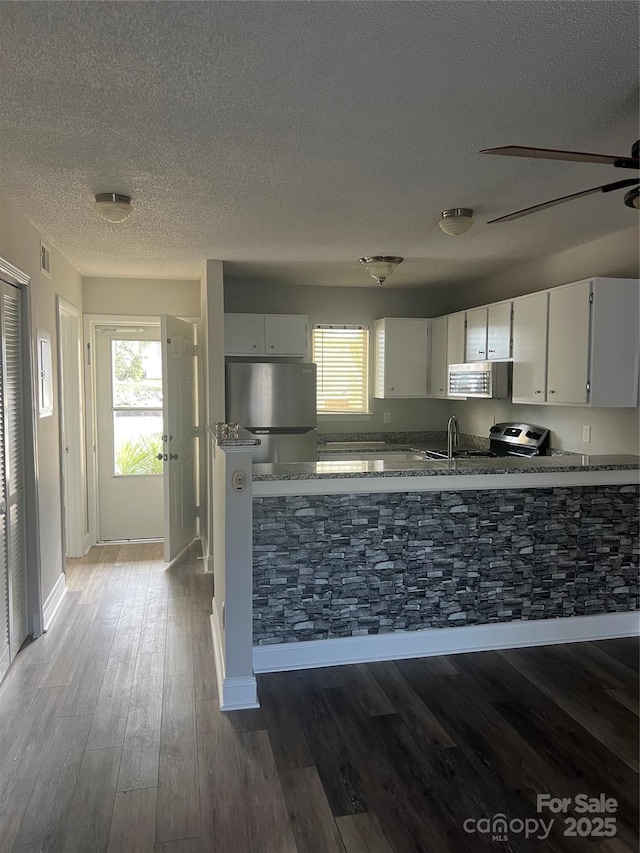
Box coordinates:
[94,193,133,223]
[359,256,404,286]
[439,208,474,236]
[623,187,639,210]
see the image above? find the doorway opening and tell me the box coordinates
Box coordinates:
[84,314,199,562]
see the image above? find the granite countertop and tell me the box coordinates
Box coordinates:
[252,453,640,481]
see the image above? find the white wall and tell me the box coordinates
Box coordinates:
[83,276,200,316]
[0,194,83,604]
[200,261,225,612]
[223,281,449,433]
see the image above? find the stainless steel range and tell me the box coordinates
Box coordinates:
[486,422,550,457]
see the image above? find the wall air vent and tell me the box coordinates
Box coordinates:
[40,240,51,277]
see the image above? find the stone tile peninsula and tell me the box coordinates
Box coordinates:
[250,454,639,671]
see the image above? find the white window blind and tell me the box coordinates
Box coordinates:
[312,325,369,414]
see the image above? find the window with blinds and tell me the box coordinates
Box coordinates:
[312,325,369,414]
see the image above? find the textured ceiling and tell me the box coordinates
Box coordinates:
[0,1,638,287]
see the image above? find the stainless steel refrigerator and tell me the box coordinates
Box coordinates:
[226,362,317,462]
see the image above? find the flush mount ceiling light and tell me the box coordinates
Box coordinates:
[359,256,403,285]
[624,187,640,209]
[439,208,474,236]
[94,193,133,223]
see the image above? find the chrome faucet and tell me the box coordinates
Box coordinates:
[447,415,460,459]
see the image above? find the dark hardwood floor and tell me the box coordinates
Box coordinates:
[0,544,637,852]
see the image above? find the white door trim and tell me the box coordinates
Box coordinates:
[56,297,88,557]
[0,257,43,640]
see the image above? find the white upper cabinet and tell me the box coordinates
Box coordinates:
[465,302,512,361]
[546,282,591,404]
[264,314,309,355]
[374,318,429,398]
[224,313,265,354]
[429,313,466,398]
[224,313,309,356]
[429,315,448,397]
[512,277,639,407]
[465,307,488,361]
[447,312,466,366]
[487,302,512,359]
[512,291,549,403]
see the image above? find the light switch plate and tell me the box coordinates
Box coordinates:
[582,425,591,443]
[383,412,391,424]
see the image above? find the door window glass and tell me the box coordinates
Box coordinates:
[111,340,163,476]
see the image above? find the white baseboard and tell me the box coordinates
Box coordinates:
[210,605,258,711]
[43,573,67,632]
[253,611,640,673]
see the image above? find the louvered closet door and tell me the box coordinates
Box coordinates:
[0,346,8,681]
[1,282,27,659]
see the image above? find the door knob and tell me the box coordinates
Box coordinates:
[169,453,179,460]
[156,453,167,461]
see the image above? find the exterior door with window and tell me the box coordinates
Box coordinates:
[95,327,163,540]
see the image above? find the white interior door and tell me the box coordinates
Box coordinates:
[161,315,196,562]
[95,326,163,540]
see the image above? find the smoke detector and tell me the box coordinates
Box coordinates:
[94,193,133,223]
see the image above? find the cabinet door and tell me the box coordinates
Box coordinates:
[512,292,548,403]
[465,307,488,361]
[446,312,466,366]
[429,316,447,397]
[224,314,265,354]
[547,282,590,404]
[265,315,308,356]
[383,319,429,397]
[487,302,512,359]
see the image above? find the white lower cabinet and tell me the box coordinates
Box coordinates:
[374,318,429,398]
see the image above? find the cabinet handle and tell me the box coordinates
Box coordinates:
[488,349,495,353]
[270,345,275,349]
[548,389,555,394]
[534,390,541,394]
[252,344,257,349]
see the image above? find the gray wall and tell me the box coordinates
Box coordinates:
[223,281,450,433]
[442,228,640,454]
[225,229,640,453]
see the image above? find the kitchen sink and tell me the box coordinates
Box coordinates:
[319,451,429,462]
[419,449,497,460]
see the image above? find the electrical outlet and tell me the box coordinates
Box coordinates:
[489,415,496,427]
[383,412,391,424]
[582,425,591,443]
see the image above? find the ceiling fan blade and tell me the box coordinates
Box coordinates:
[481,145,638,166]
[487,178,640,223]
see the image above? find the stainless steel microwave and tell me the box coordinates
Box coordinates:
[448,361,511,398]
